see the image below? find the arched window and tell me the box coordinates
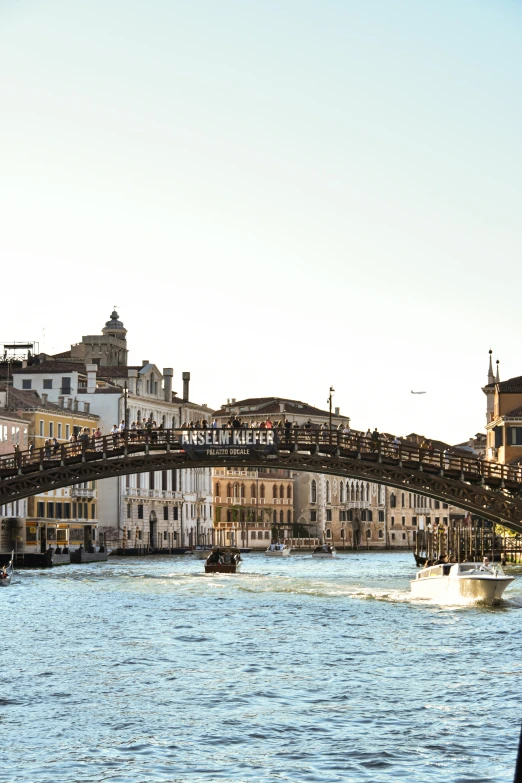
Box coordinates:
[227,483,232,498]
[272,485,278,499]
[326,481,330,504]
[279,510,284,524]
[366,528,371,538]
[356,484,360,501]
[216,482,220,498]
[348,509,353,521]
[286,485,292,499]
[234,483,239,498]
[240,483,245,498]
[279,485,284,499]
[273,510,277,524]
[311,480,317,503]
[390,493,396,508]
[260,484,265,499]
[137,410,141,422]
[350,485,355,502]
[339,482,344,503]
[251,484,256,498]
[366,483,370,501]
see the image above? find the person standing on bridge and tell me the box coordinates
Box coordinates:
[371,428,380,452]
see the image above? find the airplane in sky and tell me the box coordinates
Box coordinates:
[411,390,427,394]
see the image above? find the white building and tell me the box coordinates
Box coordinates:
[12,311,214,549]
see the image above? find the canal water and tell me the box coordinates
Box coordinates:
[2,552,522,783]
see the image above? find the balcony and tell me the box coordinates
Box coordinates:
[125,488,183,500]
[70,487,95,498]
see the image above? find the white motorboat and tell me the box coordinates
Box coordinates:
[265,543,291,557]
[312,544,336,558]
[410,560,514,604]
[0,552,14,587]
[192,546,213,560]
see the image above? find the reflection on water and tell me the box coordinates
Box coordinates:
[4,552,521,782]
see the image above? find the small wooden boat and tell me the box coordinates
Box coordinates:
[0,552,14,586]
[312,544,336,558]
[205,547,242,574]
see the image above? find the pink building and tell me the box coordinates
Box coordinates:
[0,410,28,455]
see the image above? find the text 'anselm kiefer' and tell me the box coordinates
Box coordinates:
[181,430,276,447]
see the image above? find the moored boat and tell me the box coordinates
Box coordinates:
[204,547,242,574]
[265,543,291,557]
[312,544,336,558]
[0,552,14,586]
[193,545,213,560]
[410,559,514,604]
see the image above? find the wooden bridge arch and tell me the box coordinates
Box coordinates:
[1,429,522,533]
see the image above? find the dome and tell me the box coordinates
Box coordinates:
[104,310,125,330]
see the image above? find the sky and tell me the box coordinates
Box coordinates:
[1,0,521,444]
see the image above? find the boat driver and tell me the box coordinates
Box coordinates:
[480,557,493,572]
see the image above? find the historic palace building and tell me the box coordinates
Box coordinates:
[212,467,294,549]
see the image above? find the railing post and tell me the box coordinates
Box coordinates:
[61,444,66,466]
[39,447,44,471]
[166,429,171,452]
[102,436,107,460]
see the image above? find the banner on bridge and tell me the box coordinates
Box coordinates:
[180,429,278,458]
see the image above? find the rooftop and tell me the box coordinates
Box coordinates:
[213,396,349,420]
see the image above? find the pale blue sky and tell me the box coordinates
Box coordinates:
[1,0,521,442]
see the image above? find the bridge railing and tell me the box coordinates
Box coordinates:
[0,427,521,487]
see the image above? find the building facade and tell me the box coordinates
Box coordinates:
[12,311,214,549]
[212,467,294,549]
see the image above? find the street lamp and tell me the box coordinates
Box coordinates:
[123,381,129,428]
[328,386,335,432]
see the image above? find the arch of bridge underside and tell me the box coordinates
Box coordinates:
[1,429,522,533]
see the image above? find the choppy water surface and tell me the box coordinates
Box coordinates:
[2,552,522,783]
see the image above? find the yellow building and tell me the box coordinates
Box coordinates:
[484,374,522,464]
[213,468,294,549]
[6,387,100,556]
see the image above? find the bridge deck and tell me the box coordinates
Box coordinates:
[1,428,521,492]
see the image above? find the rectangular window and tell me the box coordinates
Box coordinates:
[47,502,54,519]
[310,511,317,522]
[434,500,440,509]
[326,509,332,521]
[412,516,417,526]
[378,510,384,522]
[162,471,168,491]
[56,502,63,519]
[391,516,395,526]
[39,420,44,437]
[91,504,96,519]
[138,530,143,540]
[443,503,448,509]
[163,530,167,540]
[149,472,155,490]
[64,503,71,519]
[83,503,88,519]
[509,427,522,445]
[61,377,71,394]
[402,532,406,540]
[72,502,77,517]
[401,516,405,526]
[65,424,70,440]
[173,507,179,521]
[127,504,132,519]
[443,517,448,524]
[37,501,45,518]
[391,533,395,540]
[340,529,345,538]
[326,529,331,538]
[138,505,144,519]
[163,506,169,520]
[49,422,54,438]
[172,470,178,491]
[43,379,52,389]
[57,423,62,439]
[22,379,32,389]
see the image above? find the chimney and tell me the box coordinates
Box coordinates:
[67,398,73,409]
[163,368,173,402]
[142,359,149,367]
[279,403,285,413]
[86,364,97,394]
[84,402,90,414]
[73,400,78,411]
[182,372,190,402]
[41,393,48,405]
[128,369,138,395]
[335,407,340,416]
[58,396,64,408]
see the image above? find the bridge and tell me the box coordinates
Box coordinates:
[1,428,522,532]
